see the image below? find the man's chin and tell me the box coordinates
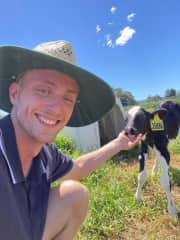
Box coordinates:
[34,133,58,145]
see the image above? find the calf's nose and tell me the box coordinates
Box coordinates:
[125,127,137,136]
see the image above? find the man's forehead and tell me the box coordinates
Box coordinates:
[19,69,80,91]
[21,69,73,79]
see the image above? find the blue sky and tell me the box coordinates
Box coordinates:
[0,0,180,101]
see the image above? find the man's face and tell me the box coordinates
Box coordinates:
[9,69,79,145]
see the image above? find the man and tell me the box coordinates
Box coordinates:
[0,41,141,240]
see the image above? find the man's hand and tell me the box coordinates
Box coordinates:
[117,131,142,151]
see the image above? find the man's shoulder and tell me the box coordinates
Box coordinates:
[41,143,73,182]
[41,142,71,165]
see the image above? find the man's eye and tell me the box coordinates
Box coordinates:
[36,88,50,96]
[64,96,74,104]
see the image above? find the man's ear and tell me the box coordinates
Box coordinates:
[151,108,167,119]
[9,82,20,105]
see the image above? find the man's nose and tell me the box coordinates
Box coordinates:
[47,96,65,114]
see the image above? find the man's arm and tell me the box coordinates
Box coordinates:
[62,131,142,181]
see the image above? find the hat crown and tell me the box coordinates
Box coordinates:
[34,40,76,64]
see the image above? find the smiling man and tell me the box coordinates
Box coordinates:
[0,40,141,240]
[10,70,79,146]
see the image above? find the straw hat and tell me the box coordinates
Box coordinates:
[0,40,115,126]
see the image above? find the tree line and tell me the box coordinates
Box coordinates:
[114,88,180,106]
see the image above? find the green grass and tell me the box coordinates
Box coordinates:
[53,125,180,239]
[169,135,180,154]
[76,158,180,240]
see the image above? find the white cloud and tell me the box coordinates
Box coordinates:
[105,34,114,48]
[110,6,117,14]
[96,24,101,33]
[107,22,113,25]
[115,26,136,46]
[127,13,136,22]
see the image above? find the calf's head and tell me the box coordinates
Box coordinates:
[125,106,167,137]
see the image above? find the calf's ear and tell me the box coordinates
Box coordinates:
[151,108,167,119]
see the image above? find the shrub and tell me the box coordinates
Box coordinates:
[54,134,76,155]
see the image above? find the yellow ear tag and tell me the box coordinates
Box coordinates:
[150,114,164,131]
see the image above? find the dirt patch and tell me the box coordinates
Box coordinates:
[121,215,180,240]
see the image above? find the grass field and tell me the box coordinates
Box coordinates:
[54,114,180,240]
[77,153,180,240]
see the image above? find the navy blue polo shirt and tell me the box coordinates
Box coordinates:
[0,115,73,240]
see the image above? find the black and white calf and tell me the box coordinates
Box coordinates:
[125,100,180,217]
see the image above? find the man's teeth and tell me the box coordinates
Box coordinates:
[38,116,57,125]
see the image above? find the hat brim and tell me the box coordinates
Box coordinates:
[0,46,115,127]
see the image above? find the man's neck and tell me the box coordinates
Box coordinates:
[10,115,43,177]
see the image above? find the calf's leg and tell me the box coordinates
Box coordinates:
[154,147,177,217]
[151,149,160,176]
[135,143,148,200]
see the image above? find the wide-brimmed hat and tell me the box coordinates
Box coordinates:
[0,40,115,127]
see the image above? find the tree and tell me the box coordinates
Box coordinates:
[146,94,162,102]
[176,90,180,97]
[164,88,176,98]
[114,88,137,106]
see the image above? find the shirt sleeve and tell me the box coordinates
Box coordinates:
[42,143,73,183]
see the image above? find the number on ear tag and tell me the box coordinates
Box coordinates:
[150,114,164,131]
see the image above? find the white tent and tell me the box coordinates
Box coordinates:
[61,96,126,152]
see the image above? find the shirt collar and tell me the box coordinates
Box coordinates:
[0,115,46,184]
